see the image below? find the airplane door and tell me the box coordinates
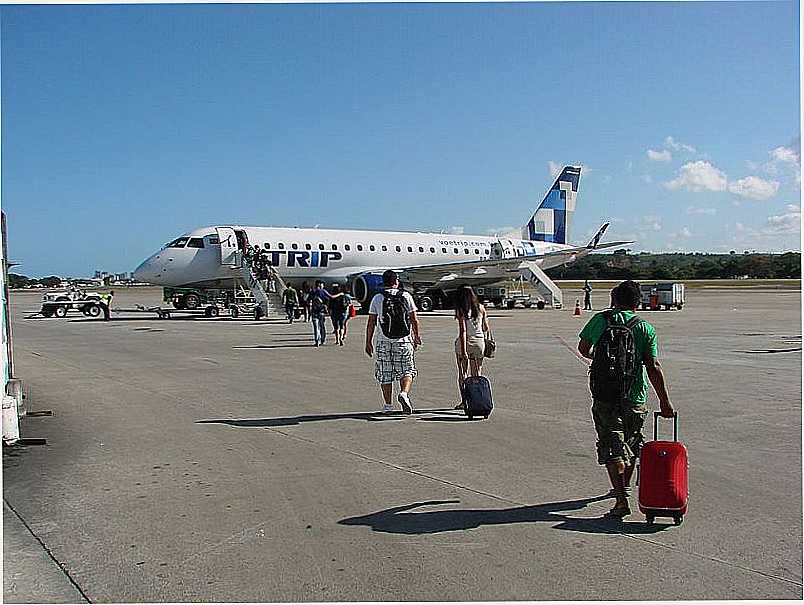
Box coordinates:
[216,227,239,265]
[492,239,514,259]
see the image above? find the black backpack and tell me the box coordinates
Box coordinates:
[589,311,642,401]
[379,290,411,339]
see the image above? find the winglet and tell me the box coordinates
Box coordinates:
[586,223,610,249]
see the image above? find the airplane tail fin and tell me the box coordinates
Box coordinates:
[522,165,582,244]
[586,222,609,249]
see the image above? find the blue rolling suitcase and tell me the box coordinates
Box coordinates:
[462,375,493,420]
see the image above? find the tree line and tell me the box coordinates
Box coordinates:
[552,251,801,281]
[8,275,63,289]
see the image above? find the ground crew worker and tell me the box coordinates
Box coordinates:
[583,280,593,310]
[99,290,115,321]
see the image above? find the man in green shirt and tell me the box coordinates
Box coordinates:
[578,280,674,517]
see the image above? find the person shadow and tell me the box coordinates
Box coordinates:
[196,408,460,428]
[338,497,672,536]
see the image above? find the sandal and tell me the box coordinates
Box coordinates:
[604,501,632,518]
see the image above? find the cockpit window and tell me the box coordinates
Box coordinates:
[187,238,205,249]
[167,237,189,248]
[207,236,220,245]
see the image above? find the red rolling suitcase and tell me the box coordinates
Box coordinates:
[638,411,688,525]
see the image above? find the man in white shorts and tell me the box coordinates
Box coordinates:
[364,270,422,413]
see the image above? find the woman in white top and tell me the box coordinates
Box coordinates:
[454,285,491,406]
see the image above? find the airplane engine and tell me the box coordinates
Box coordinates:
[352,273,385,307]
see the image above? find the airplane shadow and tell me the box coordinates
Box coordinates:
[338,497,672,536]
[197,408,460,428]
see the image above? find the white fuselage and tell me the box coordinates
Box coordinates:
[133,225,577,291]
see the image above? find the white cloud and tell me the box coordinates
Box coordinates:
[727,176,780,201]
[664,161,727,192]
[664,136,696,154]
[686,206,717,216]
[680,226,692,238]
[770,145,800,165]
[765,205,801,234]
[764,139,801,187]
[727,205,801,250]
[641,174,653,184]
[548,161,561,178]
[647,149,672,162]
[448,226,465,235]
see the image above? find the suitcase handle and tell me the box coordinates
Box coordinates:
[653,411,678,441]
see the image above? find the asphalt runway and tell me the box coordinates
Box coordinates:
[4,286,802,602]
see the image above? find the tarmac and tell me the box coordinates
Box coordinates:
[3,285,802,602]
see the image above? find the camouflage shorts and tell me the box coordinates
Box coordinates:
[591,398,649,466]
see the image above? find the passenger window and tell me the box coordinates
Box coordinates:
[430,247,435,253]
[332,244,338,250]
[464,249,469,254]
[453,248,459,254]
[396,245,402,252]
[167,237,189,248]
[474,249,479,255]
[345,244,351,251]
[187,238,205,248]
[278,243,285,250]
[369,245,375,251]
[418,246,424,253]
[291,243,299,250]
[382,245,388,252]
[305,243,312,250]
[357,244,363,251]
[442,247,447,253]
[318,244,325,250]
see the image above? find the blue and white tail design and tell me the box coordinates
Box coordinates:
[522,165,582,244]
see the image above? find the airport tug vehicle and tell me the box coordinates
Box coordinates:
[39,289,104,318]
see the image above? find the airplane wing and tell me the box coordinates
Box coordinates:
[378,240,634,285]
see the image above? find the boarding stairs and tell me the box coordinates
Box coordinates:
[238,255,286,317]
[518,261,563,309]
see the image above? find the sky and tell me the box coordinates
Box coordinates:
[1,1,800,277]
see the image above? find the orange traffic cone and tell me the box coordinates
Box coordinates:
[574,299,582,316]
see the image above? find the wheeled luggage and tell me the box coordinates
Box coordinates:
[462,375,493,420]
[638,411,688,525]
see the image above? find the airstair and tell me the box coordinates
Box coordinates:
[518,261,563,309]
[238,254,286,317]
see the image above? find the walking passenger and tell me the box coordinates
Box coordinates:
[341,289,354,342]
[364,270,421,413]
[300,282,311,322]
[307,280,331,346]
[453,285,491,407]
[282,284,299,323]
[577,280,674,518]
[328,284,349,346]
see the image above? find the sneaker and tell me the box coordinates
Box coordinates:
[397,392,413,414]
[382,403,394,413]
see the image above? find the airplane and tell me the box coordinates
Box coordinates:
[133,166,631,311]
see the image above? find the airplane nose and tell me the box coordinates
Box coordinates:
[133,257,161,283]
